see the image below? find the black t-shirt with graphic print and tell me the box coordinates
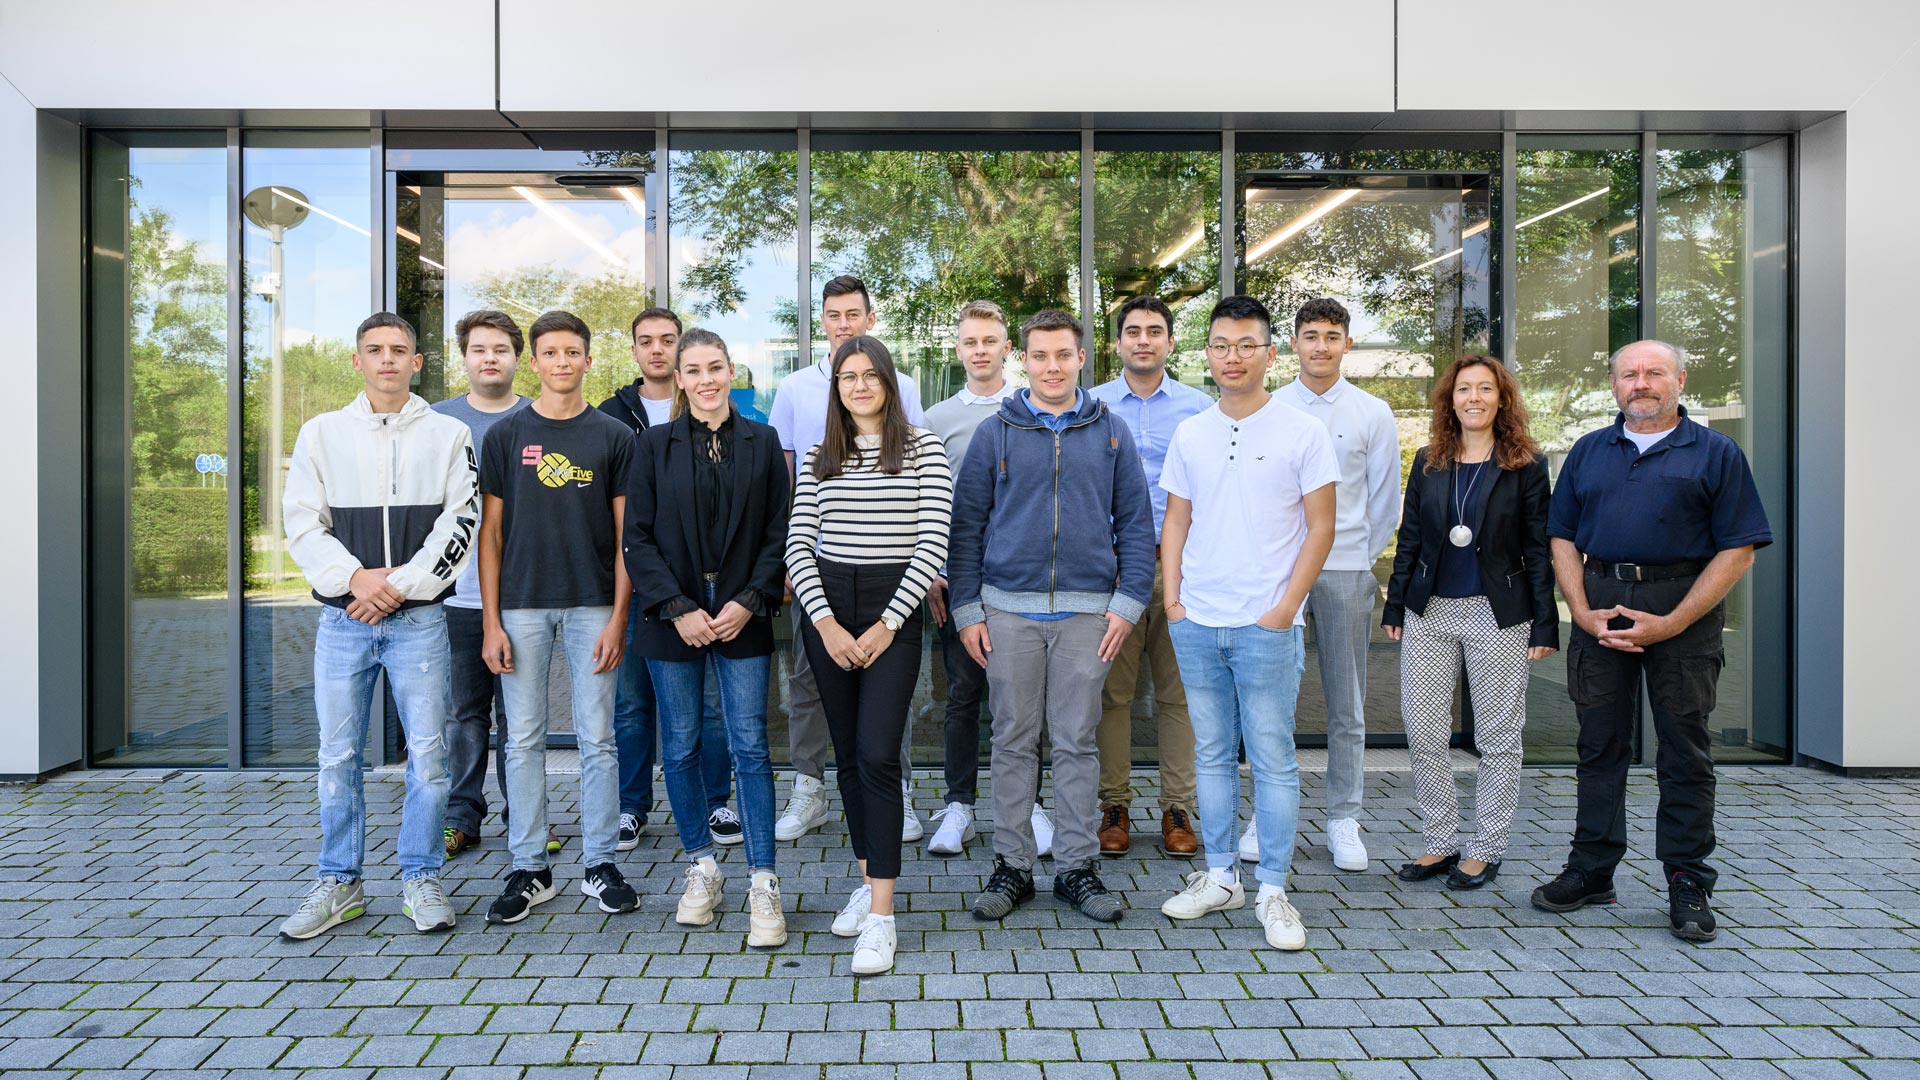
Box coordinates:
[479,403,634,609]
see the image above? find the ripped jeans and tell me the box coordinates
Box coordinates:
[314,603,452,883]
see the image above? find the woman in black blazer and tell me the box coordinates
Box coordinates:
[1383,354,1558,890]
[624,329,791,949]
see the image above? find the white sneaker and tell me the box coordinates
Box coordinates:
[1160,870,1246,920]
[901,780,923,843]
[926,802,975,855]
[850,914,897,975]
[402,874,456,934]
[831,883,873,937]
[747,873,787,948]
[1257,888,1307,950]
[1031,805,1055,859]
[775,773,829,841]
[1327,817,1369,872]
[676,858,724,927]
[1238,819,1259,864]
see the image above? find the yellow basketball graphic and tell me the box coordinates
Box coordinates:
[538,452,574,488]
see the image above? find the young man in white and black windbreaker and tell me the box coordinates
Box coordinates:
[278,312,479,942]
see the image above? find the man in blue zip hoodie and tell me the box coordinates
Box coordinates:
[948,309,1156,923]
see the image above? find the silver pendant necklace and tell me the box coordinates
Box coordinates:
[1449,457,1489,548]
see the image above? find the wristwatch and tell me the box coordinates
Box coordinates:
[880,612,904,632]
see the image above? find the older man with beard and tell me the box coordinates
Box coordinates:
[1530,339,1771,944]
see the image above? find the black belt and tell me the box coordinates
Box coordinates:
[1585,557,1706,582]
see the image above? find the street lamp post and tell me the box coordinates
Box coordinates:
[243,186,309,586]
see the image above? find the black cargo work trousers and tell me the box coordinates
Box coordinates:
[1565,569,1725,891]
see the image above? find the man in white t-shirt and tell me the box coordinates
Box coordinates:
[768,275,928,844]
[1157,295,1337,952]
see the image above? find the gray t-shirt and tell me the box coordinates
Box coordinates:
[431,394,529,608]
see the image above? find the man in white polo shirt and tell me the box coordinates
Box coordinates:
[768,274,928,843]
[1157,294,1337,951]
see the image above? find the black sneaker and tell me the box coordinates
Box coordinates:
[1668,871,1717,942]
[1053,863,1124,923]
[617,812,643,852]
[487,868,557,925]
[708,807,744,847]
[1530,866,1616,913]
[582,862,639,914]
[971,855,1035,920]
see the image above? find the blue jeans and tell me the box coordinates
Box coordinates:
[1169,619,1307,888]
[313,604,452,883]
[614,609,733,821]
[498,605,620,871]
[649,651,777,871]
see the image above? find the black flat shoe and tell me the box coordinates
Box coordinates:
[1446,860,1501,890]
[1395,853,1459,882]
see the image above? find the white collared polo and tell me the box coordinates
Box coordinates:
[1161,396,1339,628]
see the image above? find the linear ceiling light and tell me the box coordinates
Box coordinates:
[1154,223,1206,268]
[1245,188,1362,266]
[1408,187,1611,273]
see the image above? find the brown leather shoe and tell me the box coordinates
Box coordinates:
[1161,808,1199,856]
[1098,804,1130,855]
[444,827,478,859]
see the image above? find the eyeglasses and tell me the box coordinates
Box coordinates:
[1205,341,1272,359]
[835,370,885,388]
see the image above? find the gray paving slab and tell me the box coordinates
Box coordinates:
[0,765,1913,1076]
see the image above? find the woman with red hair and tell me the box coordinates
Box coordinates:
[1383,355,1558,890]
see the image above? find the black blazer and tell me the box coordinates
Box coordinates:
[1383,447,1558,650]
[623,411,791,662]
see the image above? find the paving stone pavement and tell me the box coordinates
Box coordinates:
[0,764,1915,1080]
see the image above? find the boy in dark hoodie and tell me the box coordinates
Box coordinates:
[947,309,1156,924]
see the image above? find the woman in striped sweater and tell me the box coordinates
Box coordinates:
[785,335,952,976]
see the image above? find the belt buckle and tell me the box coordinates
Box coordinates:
[1613,562,1643,582]
[703,572,720,582]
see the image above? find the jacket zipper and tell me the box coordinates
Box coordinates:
[1050,428,1061,611]
[382,416,396,569]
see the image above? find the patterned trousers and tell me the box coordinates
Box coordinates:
[1399,595,1532,862]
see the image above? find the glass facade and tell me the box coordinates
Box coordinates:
[1513,137,1643,763]
[240,134,376,767]
[87,132,231,767]
[80,127,1796,769]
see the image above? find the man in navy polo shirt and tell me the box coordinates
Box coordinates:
[1530,340,1771,943]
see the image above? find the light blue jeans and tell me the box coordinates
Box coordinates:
[313,604,452,883]
[498,605,620,871]
[650,651,776,872]
[1169,618,1307,888]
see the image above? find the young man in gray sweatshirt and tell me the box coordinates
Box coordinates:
[921,301,1051,859]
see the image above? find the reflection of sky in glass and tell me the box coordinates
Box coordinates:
[441,196,650,329]
[669,151,799,417]
[124,147,228,342]
[241,147,373,350]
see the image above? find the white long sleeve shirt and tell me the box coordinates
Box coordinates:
[1277,376,1402,571]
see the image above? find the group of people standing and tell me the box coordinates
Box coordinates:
[275,273,1770,973]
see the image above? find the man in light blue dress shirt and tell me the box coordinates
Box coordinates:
[1088,296,1214,857]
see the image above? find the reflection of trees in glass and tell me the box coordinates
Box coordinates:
[1513,148,1640,452]
[129,201,227,488]
[1093,150,1219,383]
[1237,151,1494,375]
[464,266,651,404]
[670,149,799,332]
[127,196,229,597]
[1657,149,1755,408]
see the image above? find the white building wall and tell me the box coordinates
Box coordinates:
[496,0,1397,114]
[0,80,44,777]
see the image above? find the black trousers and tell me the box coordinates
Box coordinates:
[445,604,511,834]
[801,559,923,880]
[1565,570,1724,890]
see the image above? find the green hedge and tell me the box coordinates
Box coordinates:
[133,487,227,595]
